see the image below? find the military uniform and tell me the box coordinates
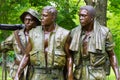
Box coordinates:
[0,8,41,80]
[28,24,69,80]
[0,26,41,79]
[69,20,115,80]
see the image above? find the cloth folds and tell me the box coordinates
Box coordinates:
[69,20,109,53]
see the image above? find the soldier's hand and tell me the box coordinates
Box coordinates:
[14,74,19,80]
[116,76,120,80]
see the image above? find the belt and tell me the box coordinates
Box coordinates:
[33,67,63,74]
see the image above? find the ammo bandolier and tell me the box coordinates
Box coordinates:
[29,24,69,80]
[69,20,115,80]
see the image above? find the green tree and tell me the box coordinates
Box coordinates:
[107,0,120,64]
[0,0,120,64]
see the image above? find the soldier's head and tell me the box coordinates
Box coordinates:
[78,5,96,27]
[80,5,96,18]
[41,6,57,26]
[20,9,41,30]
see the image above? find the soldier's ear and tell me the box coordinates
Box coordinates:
[91,18,94,21]
[52,15,56,21]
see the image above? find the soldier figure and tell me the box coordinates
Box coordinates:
[0,8,41,80]
[65,5,120,80]
[14,6,73,80]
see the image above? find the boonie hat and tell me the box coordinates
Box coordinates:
[20,8,41,25]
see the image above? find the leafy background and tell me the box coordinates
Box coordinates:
[0,0,120,79]
[0,0,119,64]
[107,0,120,64]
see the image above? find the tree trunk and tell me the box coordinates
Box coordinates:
[84,0,108,26]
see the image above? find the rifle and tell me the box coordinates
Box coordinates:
[2,52,7,80]
[0,24,24,80]
[0,24,24,30]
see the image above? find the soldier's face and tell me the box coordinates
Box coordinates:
[41,10,54,26]
[79,9,92,27]
[24,14,36,30]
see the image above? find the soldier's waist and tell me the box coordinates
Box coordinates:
[33,66,63,70]
[33,66,63,74]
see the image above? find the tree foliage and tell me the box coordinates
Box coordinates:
[0,0,84,40]
[107,0,120,64]
[0,0,120,64]
[0,0,85,63]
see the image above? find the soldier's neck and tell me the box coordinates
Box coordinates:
[82,22,93,32]
[43,23,55,32]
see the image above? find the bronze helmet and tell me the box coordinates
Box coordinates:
[20,8,41,25]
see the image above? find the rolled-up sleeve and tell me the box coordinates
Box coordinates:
[105,31,115,51]
[1,34,14,51]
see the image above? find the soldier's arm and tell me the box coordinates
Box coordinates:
[0,34,14,52]
[14,36,32,80]
[106,32,120,80]
[14,53,30,80]
[107,50,120,80]
[64,34,73,80]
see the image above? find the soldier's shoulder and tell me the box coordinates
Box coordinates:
[57,25,69,34]
[70,25,81,35]
[100,25,110,34]
[32,25,42,31]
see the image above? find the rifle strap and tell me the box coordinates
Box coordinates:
[14,29,32,54]
[14,30,25,54]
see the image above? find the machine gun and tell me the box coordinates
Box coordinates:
[0,24,24,30]
[0,24,24,80]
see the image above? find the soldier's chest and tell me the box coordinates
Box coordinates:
[44,32,51,48]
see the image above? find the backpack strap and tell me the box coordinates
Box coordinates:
[14,30,25,54]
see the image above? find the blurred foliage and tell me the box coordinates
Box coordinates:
[0,0,85,63]
[0,0,120,65]
[107,0,120,64]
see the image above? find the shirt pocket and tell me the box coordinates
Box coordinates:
[53,50,66,67]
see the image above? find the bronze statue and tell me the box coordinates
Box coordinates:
[14,6,73,80]
[65,5,120,80]
[0,8,41,80]
[0,24,24,30]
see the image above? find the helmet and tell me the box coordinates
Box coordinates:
[20,8,41,25]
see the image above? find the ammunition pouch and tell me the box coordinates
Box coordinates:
[90,52,111,75]
[104,57,111,75]
[53,50,66,67]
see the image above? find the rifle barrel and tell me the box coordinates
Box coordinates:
[0,24,24,30]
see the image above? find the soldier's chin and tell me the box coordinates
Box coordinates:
[80,23,85,26]
[41,23,44,26]
[41,24,44,26]
[25,26,32,30]
[25,26,29,29]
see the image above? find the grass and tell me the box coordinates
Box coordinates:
[0,67,116,80]
[0,67,12,80]
[106,69,116,80]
